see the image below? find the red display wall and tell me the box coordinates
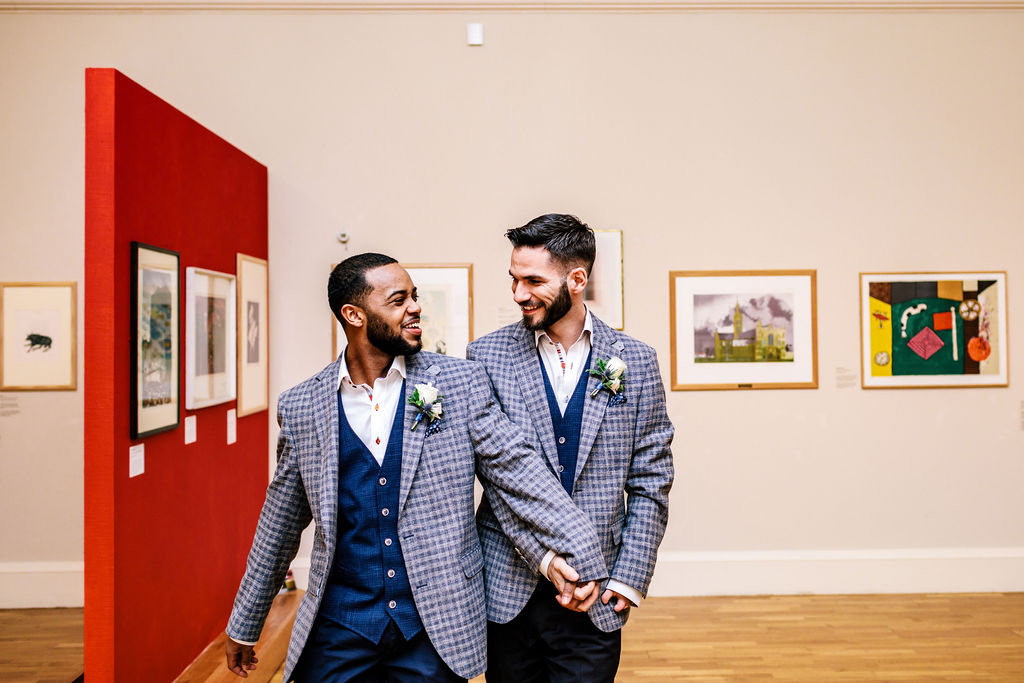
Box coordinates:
[85,69,269,682]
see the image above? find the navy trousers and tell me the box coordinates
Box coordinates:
[485,583,622,683]
[292,614,465,683]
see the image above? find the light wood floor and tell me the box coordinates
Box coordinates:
[4,593,1023,682]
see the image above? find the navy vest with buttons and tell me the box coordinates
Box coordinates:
[319,385,422,643]
[538,349,592,496]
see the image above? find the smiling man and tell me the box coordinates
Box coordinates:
[468,214,675,683]
[224,253,606,682]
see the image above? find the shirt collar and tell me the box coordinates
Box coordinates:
[535,308,593,349]
[337,352,407,391]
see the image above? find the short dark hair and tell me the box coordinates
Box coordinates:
[505,213,596,275]
[328,252,398,323]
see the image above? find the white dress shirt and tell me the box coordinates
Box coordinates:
[534,310,644,608]
[336,353,406,465]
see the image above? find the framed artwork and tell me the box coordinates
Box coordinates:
[185,267,236,410]
[670,270,818,390]
[0,282,77,391]
[131,244,180,437]
[331,316,346,362]
[584,229,624,330]
[403,264,474,358]
[860,272,1008,388]
[236,254,268,416]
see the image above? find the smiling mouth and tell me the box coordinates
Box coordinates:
[402,320,422,334]
[520,303,542,314]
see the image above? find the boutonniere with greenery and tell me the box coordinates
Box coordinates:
[588,356,627,405]
[409,382,444,434]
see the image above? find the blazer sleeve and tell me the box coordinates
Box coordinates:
[610,349,675,597]
[226,400,312,643]
[467,363,608,582]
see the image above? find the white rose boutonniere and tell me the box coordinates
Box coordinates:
[588,356,627,405]
[409,382,444,433]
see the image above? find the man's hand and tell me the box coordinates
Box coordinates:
[547,555,600,612]
[225,638,259,678]
[601,587,633,613]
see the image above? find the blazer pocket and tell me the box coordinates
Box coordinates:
[610,514,625,546]
[460,545,484,579]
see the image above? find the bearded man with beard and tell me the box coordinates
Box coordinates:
[467,214,675,683]
[224,253,607,682]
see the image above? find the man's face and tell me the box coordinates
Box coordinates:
[509,246,573,331]
[361,264,423,356]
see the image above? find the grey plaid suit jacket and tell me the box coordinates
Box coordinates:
[226,351,606,680]
[468,315,674,633]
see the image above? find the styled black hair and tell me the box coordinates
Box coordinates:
[505,213,596,275]
[327,252,398,324]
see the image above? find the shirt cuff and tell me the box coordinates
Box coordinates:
[228,633,258,647]
[605,579,643,607]
[539,549,557,581]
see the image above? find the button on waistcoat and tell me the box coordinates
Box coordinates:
[538,349,592,496]
[320,384,422,643]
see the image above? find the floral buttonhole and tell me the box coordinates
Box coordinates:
[409,382,444,434]
[588,356,627,405]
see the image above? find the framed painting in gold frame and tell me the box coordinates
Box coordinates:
[236,253,268,416]
[670,270,818,390]
[0,282,77,391]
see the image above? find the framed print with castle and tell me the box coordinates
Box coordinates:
[670,270,818,391]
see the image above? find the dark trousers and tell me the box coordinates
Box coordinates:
[292,615,465,683]
[485,584,622,683]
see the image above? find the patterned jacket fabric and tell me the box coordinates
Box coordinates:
[226,351,606,680]
[468,315,675,633]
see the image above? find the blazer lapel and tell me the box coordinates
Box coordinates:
[575,316,623,483]
[510,324,561,474]
[313,359,342,560]
[398,353,434,517]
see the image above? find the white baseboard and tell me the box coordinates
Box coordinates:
[648,548,1024,596]
[0,561,84,608]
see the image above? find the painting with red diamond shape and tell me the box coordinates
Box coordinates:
[860,272,1008,388]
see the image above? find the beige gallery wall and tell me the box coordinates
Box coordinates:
[1,2,1023,607]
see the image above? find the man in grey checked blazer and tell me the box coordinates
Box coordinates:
[468,214,675,682]
[224,253,607,682]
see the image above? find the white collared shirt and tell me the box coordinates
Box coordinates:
[535,310,594,416]
[336,353,407,466]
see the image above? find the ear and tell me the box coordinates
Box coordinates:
[340,303,365,328]
[566,265,589,295]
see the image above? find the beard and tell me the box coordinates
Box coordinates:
[522,280,573,331]
[366,309,422,356]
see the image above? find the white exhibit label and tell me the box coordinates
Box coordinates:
[227,409,237,445]
[184,415,197,444]
[129,444,145,478]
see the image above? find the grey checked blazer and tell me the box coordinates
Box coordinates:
[226,351,606,680]
[468,315,674,633]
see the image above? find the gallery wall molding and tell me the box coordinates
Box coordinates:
[4,0,1024,12]
[649,548,1024,596]
[0,561,84,608]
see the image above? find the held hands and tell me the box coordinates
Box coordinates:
[601,587,633,613]
[546,555,599,613]
[225,638,259,678]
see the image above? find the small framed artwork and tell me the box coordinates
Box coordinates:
[236,254,268,417]
[584,229,624,330]
[0,282,77,391]
[403,263,474,358]
[185,267,236,410]
[860,272,1008,388]
[670,270,818,390]
[331,316,346,362]
[131,243,180,437]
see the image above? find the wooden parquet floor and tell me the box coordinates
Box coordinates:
[4,593,1023,682]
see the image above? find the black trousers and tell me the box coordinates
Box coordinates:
[485,584,622,683]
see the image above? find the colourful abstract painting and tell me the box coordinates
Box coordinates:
[860,272,1008,388]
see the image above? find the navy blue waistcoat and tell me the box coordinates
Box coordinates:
[538,349,592,496]
[319,386,423,643]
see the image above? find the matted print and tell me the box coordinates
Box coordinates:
[670,270,818,390]
[236,254,268,416]
[0,282,77,391]
[186,266,236,409]
[131,243,179,436]
[584,229,624,330]
[860,272,1008,388]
